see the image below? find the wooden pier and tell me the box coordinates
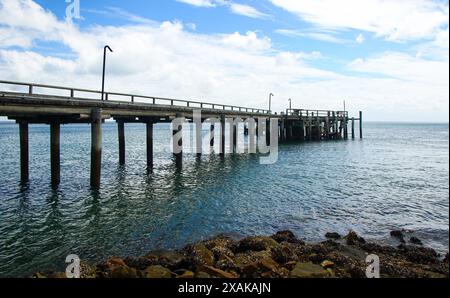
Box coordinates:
[0,80,362,189]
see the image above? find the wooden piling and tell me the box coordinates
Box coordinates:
[19,122,29,183]
[266,118,270,146]
[316,112,320,140]
[343,113,348,140]
[210,124,215,147]
[118,120,125,165]
[146,122,153,168]
[173,113,183,168]
[220,114,225,156]
[326,112,330,139]
[232,120,237,153]
[50,122,60,187]
[359,111,363,139]
[90,108,102,189]
[351,117,355,139]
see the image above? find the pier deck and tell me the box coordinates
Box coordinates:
[0,80,362,188]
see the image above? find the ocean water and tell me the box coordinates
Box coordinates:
[0,121,448,277]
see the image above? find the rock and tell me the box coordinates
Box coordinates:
[144,265,173,278]
[325,232,341,240]
[188,244,215,266]
[398,245,439,264]
[124,256,155,271]
[32,272,48,279]
[271,230,304,244]
[216,254,238,271]
[242,258,289,278]
[390,230,406,243]
[345,231,366,245]
[410,237,423,245]
[177,270,195,278]
[321,260,335,269]
[290,262,330,278]
[444,253,449,264]
[98,257,139,278]
[201,265,237,278]
[271,244,298,264]
[196,271,211,278]
[211,246,235,261]
[80,262,97,278]
[235,236,280,253]
[109,265,139,278]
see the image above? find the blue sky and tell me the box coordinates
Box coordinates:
[0,0,449,121]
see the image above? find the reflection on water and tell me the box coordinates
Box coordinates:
[0,122,448,277]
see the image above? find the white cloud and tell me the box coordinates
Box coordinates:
[176,0,270,19]
[270,0,449,41]
[221,31,272,51]
[275,29,349,43]
[228,3,270,19]
[0,0,448,122]
[348,52,449,85]
[176,0,216,7]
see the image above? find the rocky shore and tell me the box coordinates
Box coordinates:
[34,230,449,278]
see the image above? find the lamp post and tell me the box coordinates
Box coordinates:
[269,93,274,113]
[101,45,113,101]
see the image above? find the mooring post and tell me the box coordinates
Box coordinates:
[220,114,226,156]
[266,118,270,146]
[351,117,355,139]
[146,121,154,168]
[118,120,125,165]
[173,113,183,168]
[50,122,60,187]
[19,121,29,183]
[90,108,102,189]
[359,111,363,139]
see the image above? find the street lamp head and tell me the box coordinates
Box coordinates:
[104,45,113,53]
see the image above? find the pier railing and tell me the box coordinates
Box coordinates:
[0,80,271,115]
[286,109,348,118]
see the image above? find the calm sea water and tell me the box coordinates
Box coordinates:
[0,121,448,277]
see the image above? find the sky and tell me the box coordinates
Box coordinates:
[0,0,448,122]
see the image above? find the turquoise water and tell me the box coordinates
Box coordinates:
[0,122,448,277]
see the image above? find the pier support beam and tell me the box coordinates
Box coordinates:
[351,118,355,139]
[50,122,60,187]
[173,113,183,168]
[90,108,102,189]
[344,116,348,140]
[146,122,154,168]
[210,124,215,148]
[118,120,125,165]
[359,111,363,139]
[19,122,29,183]
[232,120,237,153]
[220,114,225,156]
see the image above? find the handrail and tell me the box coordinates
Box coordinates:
[286,108,349,117]
[0,80,271,115]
